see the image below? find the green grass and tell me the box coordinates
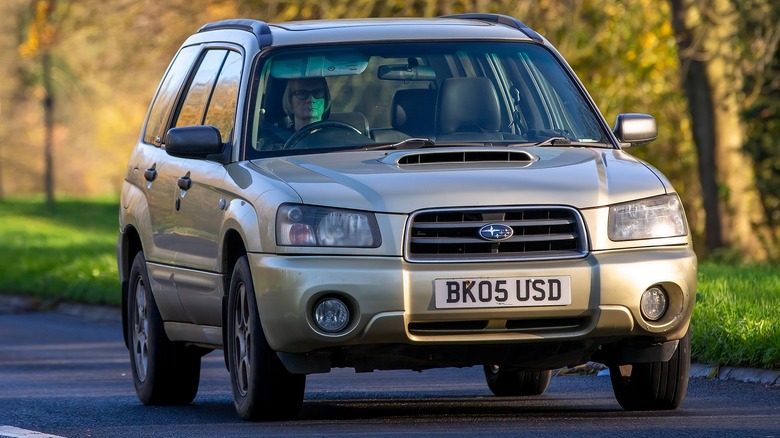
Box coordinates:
[692,263,780,369]
[0,197,778,368]
[0,197,120,306]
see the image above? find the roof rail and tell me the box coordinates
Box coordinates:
[198,19,273,47]
[440,13,543,43]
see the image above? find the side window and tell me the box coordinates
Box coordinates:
[204,51,242,142]
[174,50,228,128]
[143,45,199,145]
[172,49,243,144]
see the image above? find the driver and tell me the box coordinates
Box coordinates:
[282,77,331,131]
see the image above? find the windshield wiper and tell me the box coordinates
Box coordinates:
[534,137,572,146]
[361,138,436,151]
[508,137,612,148]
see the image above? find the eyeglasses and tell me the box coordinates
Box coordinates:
[292,88,326,100]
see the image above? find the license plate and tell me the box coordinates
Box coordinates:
[434,276,571,309]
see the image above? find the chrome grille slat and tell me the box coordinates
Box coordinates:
[411,233,578,245]
[411,218,575,229]
[405,206,587,262]
[410,250,581,262]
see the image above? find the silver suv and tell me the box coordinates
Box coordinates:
[118,14,697,420]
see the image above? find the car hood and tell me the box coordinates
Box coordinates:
[250,147,667,213]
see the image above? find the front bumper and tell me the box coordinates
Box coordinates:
[249,245,696,359]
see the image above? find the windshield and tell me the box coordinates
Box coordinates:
[246,42,610,158]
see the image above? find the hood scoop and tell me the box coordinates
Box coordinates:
[387,149,537,166]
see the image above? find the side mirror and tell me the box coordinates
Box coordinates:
[165,125,225,159]
[613,113,657,148]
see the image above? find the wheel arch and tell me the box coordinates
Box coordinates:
[118,224,143,349]
[221,228,247,367]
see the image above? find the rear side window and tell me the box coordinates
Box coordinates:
[143,45,199,146]
[174,49,242,143]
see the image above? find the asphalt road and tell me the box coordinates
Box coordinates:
[0,311,778,438]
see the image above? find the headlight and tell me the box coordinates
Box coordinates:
[608,194,688,241]
[276,204,381,247]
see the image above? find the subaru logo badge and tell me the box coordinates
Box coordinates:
[478,224,514,241]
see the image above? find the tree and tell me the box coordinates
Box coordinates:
[18,0,67,209]
[0,82,4,200]
[669,0,768,260]
[3,0,776,260]
[738,1,780,260]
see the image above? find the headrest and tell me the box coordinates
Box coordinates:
[392,88,437,134]
[436,77,501,134]
[262,77,287,123]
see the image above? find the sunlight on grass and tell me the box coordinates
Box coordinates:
[692,264,780,369]
[0,197,120,306]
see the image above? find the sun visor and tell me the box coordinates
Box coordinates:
[271,50,369,78]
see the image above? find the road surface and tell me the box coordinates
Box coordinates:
[0,311,777,437]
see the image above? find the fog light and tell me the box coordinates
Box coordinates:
[640,287,668,321]
[313,297,350,333]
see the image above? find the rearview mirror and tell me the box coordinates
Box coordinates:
[377,63,436,81]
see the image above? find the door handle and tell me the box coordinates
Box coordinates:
[144,168,157,182]
[177,175,192,191]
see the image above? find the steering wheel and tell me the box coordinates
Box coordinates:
[283,120,363,150]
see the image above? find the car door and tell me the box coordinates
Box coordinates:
[136,45,201,267]
[166,48,243,326]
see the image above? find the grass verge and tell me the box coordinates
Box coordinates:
[692,263,780,369]
[0,197,120,306]
[0,197,778,368]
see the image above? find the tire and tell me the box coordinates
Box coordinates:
[483,365,553,396]
[127,252,202,405]
[227,255,306,421]
[609,330,691,411]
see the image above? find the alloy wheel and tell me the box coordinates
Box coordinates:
[233,282,251,397]
[132,278,149,382]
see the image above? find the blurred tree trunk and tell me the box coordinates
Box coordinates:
[0,82,4,201]
[42,50,54,209]
[669,0,767,260]
[18,0,61,209]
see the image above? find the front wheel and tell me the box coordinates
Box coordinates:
[227,255,306,421]
[127,251,202,405]
[609,330,691,411]
[483,365,552,396]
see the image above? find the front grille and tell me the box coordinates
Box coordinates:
[406,207,587,262]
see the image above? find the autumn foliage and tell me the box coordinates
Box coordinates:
[0,0,777,260]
